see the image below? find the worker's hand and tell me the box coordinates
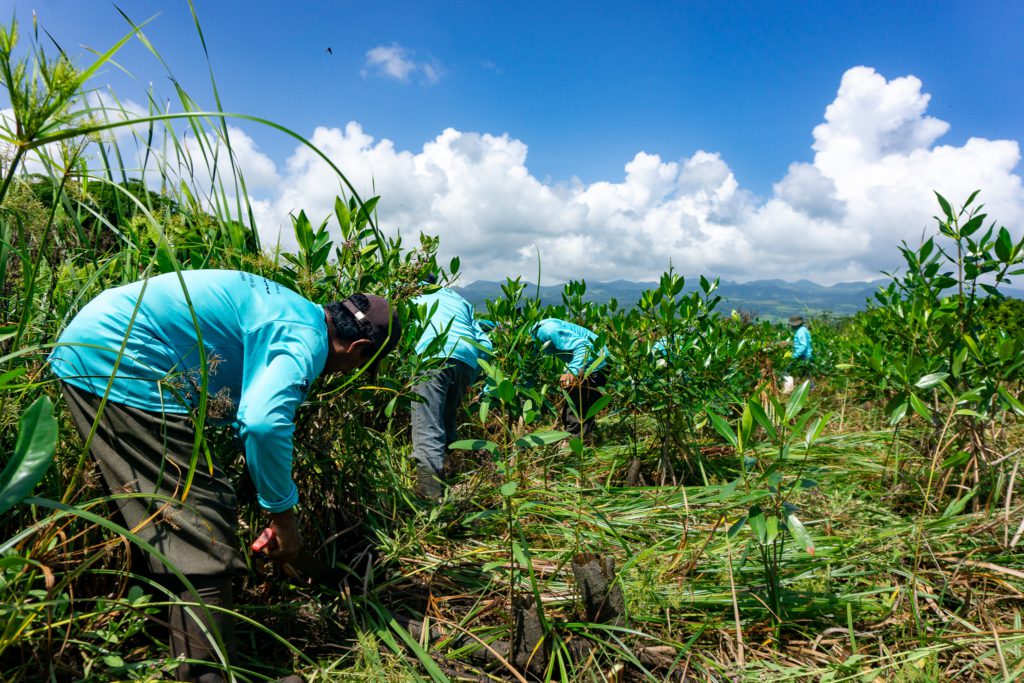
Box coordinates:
[560,372,578,389]
[264,509,303,563]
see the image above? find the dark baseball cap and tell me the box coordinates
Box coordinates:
[340,293,401,380]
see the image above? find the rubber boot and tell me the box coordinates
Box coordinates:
[169,575,236,682]
[414,462,445,502]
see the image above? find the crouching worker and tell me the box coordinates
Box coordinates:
[530,318,608,442]
[48,270,399,682]
[410,283,492,501]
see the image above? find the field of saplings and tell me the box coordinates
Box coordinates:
[2,16,1024,683]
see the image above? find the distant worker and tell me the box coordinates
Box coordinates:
[651,335,675,368]
[651,330,695,365]
[530,318,609,440]
[49,270,400,682]
[787,314,813,379]
[411,283,493,500]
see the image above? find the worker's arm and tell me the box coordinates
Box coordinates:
[238,326,321,561]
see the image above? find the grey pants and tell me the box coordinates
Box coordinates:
[61,382,246,577]
[61,382,243,681]
[561,370,607,439]
[410,359,475,475]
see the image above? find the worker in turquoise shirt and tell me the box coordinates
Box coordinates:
[651,335,683,365]
[410,283,492,500]
[530,318,609,441]
[49,269,400,682]
[787,314,814,378]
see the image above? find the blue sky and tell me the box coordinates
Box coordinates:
[6,1,1024,284]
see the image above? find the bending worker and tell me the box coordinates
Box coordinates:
[49,269,400,682]
[530,318,608,440]
[410,283,492,500]
[788,314,813,377]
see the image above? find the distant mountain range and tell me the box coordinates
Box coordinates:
[454,278,1024,321]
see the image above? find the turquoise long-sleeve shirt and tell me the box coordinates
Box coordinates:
[792,326,813,361]
[412,288,492,370]
[49,270,328,513]
[531,318,608,374]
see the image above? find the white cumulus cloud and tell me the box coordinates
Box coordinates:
[363,44,442,85]
[247,66,1022,285]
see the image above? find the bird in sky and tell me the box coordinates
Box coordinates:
[326,47,333,55]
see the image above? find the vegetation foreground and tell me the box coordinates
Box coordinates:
[2,14,1024,683]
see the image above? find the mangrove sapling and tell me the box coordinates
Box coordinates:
[710,381,827,640]
[843,192,1024,514]
[606,270,749,486]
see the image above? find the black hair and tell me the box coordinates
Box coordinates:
[324,294,400,357]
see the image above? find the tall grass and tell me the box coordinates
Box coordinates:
[0,8,1022,683]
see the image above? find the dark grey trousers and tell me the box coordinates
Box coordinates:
[61,382,243,681]
[561,370,607,439]
[61,382,245,577]
[410,359,475,476]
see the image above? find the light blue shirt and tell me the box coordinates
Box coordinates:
[792,326,812,360]
[412,288,492,370]
[652,336,679,358]
[49,270,328,513]
[531,318,608,374]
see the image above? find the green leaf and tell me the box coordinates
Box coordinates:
[0,396,57,516]
[961,213,985,237]
[941,450,971,469]
[739,403,753,450]
[154,236,176,274]
[514,430,570,449]
[355,196,381,227]
[786,513,815,556]
[727,515,748,538]
[748,505,767,544]
[568,437,584,456]
[448,439,498,454]
[0,367,27,388]
[127,585,146,604]
[497,379,515,404]
[747,401,777,441]
[102,655,125,669]
[995,227,1013,262]
[951,347,967,378]
[934,191,953,221]
[765,515,780,544]
[584,393,613,420]
[908,392,932,420]
[707,410,738,449]
[784,380,810,421]
[370,602,451,683]
[334,196,351,234]
[997,386,1024,416]
[997,338,1017,363]
[941,489,976,518]
[499,482,518,497]
[804,413,830,448]
[915,372,949,390]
